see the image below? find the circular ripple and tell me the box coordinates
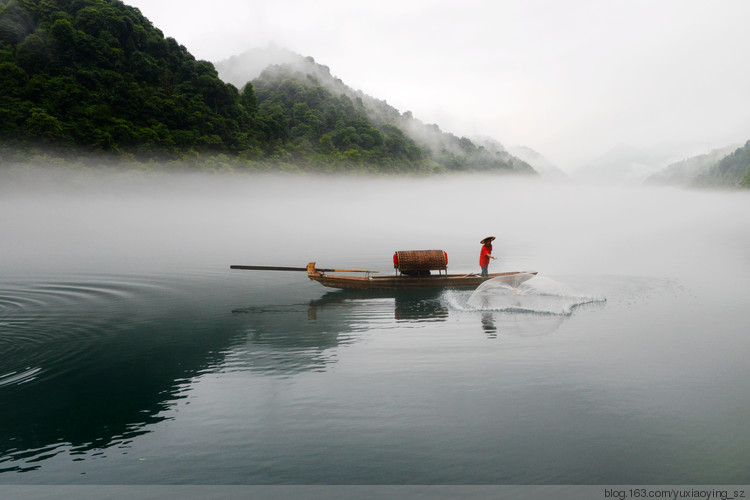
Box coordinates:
[0,274,175,388]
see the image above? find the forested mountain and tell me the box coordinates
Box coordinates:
[644,145,737,187]
[692,140,750,188]
[0,0,266,158]
[219,48,535,174]
[0,1,533,174]
[251,63,425,171]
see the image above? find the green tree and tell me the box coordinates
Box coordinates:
[0,60,28,95]
[240,82,258,115]
[26,107,62,139]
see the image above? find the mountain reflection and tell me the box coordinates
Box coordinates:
[0,317,242,473]
[0,275,253,473]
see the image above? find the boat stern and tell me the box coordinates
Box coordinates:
[307,262,320,279]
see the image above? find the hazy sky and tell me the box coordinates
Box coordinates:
[125,0,750,169]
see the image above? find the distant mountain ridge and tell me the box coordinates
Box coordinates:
[573,141,750,189]
[214,46,302,90]
[507,146,569,180]
[572,144,684,184]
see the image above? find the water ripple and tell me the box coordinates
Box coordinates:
[0,367,42,387]
[0,274,174,388]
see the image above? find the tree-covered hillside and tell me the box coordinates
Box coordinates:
[252,63,426,172]
[692,140,750,188]
[222,49,535,174]
[644,145,737,187]
[0,0,267,158]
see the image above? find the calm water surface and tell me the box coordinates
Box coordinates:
[1,173,749,484]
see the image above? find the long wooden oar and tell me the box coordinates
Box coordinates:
[230,265,378,273]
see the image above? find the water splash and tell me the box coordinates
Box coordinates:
[458,275,606,316]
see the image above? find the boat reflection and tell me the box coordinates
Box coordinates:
[308,289,449,322]
[230,301,354,375]
[228,290,450,376]
[481,312,498,337]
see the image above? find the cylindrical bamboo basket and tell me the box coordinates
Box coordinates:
[394,250,447,271]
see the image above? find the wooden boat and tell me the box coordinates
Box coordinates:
[231,249,537,291]
[305,262,537,290]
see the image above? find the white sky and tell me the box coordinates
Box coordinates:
[124,0,750,169]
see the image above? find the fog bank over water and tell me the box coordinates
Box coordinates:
[2,170,747,282]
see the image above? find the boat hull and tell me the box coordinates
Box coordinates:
[307,265,537,291]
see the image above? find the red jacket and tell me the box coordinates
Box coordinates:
[479,244,492,266]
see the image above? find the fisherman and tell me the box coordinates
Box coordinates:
[479,236,496,277]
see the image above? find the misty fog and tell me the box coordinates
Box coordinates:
[2,170,747,284]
